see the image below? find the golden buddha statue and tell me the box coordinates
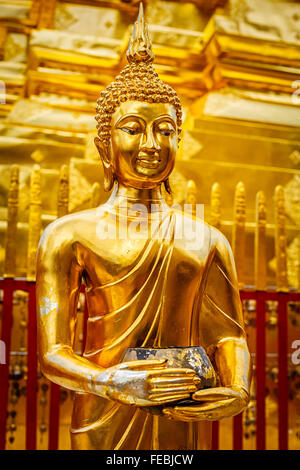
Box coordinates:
[36,4,252,450]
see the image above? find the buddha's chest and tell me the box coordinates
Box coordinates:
[81,237,206,320]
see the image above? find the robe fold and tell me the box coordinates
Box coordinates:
[70,210,245,450]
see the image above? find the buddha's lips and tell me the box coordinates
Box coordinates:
[136,153,161,169]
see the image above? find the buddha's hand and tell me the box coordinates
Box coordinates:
[162,386,249,422]
[91,359,200,407]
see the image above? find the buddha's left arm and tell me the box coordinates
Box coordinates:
[163,229,252,421]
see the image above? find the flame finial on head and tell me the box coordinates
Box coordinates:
[126,3,154,64]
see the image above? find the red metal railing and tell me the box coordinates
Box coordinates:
[0,278,298,450]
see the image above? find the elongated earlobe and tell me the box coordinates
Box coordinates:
[94,136,114,192]
[164,178,172,195]
[103,164,114,192]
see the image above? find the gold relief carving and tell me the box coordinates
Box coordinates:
[274,185,288,292]
[282,175,300,289]
[286,236,300,290]
[29,29,121,60]
[203,90,300,127]
[215,0,300,45]
[4,165,19,278]
[27,164,42,282]
[6,99,95,132]
[284,175,300,226]
[289,150,300,167]
[30,148,45,163]
[232,181,246,286]
[53,3,77,31]
[145,1,208,30]
[255,190,266,291]
[210,182,221,230]
[53,3,128,39]
[0,3,32,21]
[4,33,28,63]
[57,164,69,218]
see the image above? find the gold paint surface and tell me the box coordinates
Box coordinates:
[254,191,267,290]
[4,164,19,277]
[210,182,221,230]
[274,185,288,292]
[57,164,69,218]
[232,181,246,287]
[36,7,252,450]
[27,164,41,281]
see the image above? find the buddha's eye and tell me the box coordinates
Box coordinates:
[120,127,139,135]
[118,122,142,135]
[159,129,174,136]
[156,123,175,136]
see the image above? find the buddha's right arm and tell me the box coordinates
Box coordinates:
[36,220,200,404]
[36,220,105,394]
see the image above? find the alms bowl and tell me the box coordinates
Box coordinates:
[122,346,216,390]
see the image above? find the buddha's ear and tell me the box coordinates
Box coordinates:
[94,136,114,192]
[94,135,109,162]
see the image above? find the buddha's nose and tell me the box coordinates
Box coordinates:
[140,127,160,153]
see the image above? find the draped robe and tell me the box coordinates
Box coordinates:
[70,209,245,450]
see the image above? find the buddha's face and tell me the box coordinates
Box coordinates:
[107,101,177,189]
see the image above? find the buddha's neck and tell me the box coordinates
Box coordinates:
[106,182,169,214]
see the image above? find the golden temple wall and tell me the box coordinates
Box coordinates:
[0,0,299,450]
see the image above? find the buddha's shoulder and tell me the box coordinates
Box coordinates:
[38,208,100,248]
[172,209,231,253]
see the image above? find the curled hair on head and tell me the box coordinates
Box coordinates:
[95,4,182,148]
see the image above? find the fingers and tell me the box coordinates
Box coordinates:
[163,398,238,422]
[174,397,236,414]
[148,368,197,378]
[148,375,198,401]
[147,369,201,397]
[192,387,241,402]
[149,376,200,389]
[149,385,197,398]
[124,359,168,370]
[149,393,191,404]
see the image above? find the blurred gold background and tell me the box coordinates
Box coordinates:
[0,0,299,450]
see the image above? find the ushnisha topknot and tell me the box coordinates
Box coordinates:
[95,3,182,147]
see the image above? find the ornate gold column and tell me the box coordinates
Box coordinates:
[57,164,69,218]
[255,191,267,291]
[27,165,42,282]
[210,182,221,230]
[232,181,246,287]
[274,185,288,292]
[185,180,197,217]
[4,165,19,278]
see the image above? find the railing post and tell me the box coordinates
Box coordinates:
[211,421,219,450]
[256,291,266,450]
[26,284,38,450]
[48,383,61,450]
[0,279,14,450]
[274,186,289,450]
[278,293,289,450]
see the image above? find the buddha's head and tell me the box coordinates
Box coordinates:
[94,4,182,193]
